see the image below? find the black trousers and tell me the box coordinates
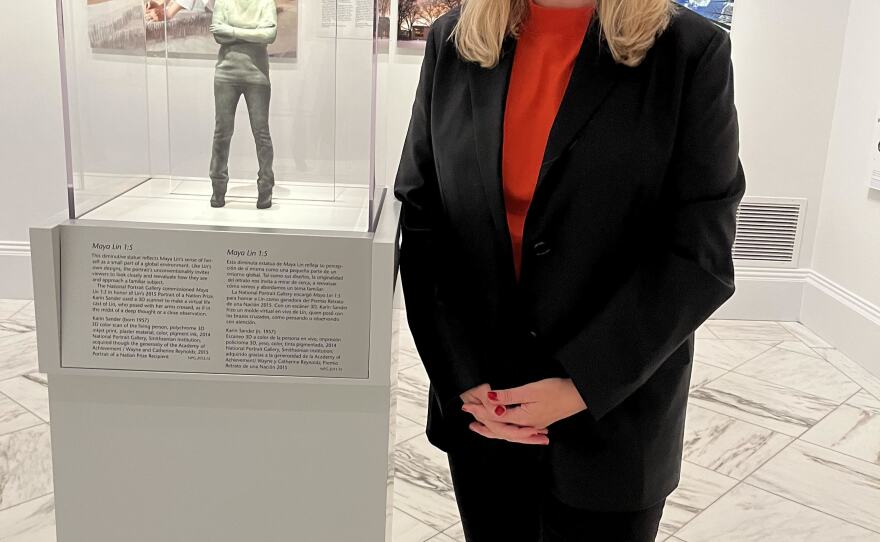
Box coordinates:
[447,436,665,542]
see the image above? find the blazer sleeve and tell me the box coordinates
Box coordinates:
[393,25,486,415]
[553,30,746,422]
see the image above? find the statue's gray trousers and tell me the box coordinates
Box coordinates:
[209,81,275,195]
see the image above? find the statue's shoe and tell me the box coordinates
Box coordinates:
[256,190,272,209]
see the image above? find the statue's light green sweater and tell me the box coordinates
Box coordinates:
[212,0,278,86]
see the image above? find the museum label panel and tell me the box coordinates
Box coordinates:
[60,225,372,377]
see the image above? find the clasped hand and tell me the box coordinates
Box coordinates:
[459,378,587,446]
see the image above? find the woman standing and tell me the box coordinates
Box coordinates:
[394,0,745,540]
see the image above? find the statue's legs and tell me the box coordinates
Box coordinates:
[208,82,242,208]
[243,83,275,209]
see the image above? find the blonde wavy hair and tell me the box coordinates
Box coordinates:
[452,0,675,68]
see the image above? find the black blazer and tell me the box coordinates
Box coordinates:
[394,6,745,511]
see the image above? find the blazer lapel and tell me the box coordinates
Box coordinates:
[468,37,517,250]
[534,14,622,196]
[466,16,622,262]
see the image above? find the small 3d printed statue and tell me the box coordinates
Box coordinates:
[208,0,277,209]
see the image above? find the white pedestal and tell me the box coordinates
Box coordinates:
[30,194,401,542]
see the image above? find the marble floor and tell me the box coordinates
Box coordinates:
[1,298,879,541]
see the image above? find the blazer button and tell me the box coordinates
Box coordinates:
[528,329,538,339]
[533,241,551,256]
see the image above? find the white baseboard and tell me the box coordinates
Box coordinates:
[715,266,809,321]
[0,241,33,299]
[801,272,880,381]
[721,264,880,381]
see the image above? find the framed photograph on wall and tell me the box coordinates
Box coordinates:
[87,0,298,59]
[397,0,460,50]
[672,0,734,30]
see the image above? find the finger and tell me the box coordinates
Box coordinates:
[460,383,490,405]
[461,403,497,418]
[493,427,550,446]
[468,422,500,440]
[492,404,542,428]
[461,404,499,425]
[461,404,547,435]
[470,422,548,446]
[482,418,548,441]
[487,384,537,406]
[510,433,551,446]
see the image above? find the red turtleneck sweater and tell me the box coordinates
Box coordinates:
[502,0,594,279]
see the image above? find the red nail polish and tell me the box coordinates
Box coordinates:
[488,391,498,401]
[495,405,505,416]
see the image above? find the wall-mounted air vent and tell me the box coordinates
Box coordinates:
[733,197,807,268]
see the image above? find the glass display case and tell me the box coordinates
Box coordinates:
[32,3,399,538]
[57,0,382,232]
